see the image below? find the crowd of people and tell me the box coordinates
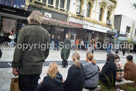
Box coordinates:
[11,11,136,91]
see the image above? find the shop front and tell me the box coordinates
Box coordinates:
[41,16,83,43]
[0,4,31,43]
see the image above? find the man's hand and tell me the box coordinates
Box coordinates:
[12,68,18,76]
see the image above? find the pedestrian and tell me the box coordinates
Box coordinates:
[50,35,55,50]
[107,43,112,53]
[88,39,96,54]
[84,40,87,50]
[124,55,136,81]
[114,54,124,82]
[55,35,60,51]
[99,53,117,89]
[9,28,16,47]
[37,63,64,91]
[61,33,71,68]
[83,52,99,90]
[81,40,84,50]
[63,52,84,91]
[122,47,126,56]
[12,11,50,91]
[75,38,79,50]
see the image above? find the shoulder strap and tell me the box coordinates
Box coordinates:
[85,66,99,80]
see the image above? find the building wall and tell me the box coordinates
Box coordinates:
[68,0,116,28]
[120,15,136,38]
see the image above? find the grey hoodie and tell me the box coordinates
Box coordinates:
[84,63,99,88]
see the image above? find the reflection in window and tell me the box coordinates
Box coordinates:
[86,3,91,17]
[99,8,103,21]
[76,0,81,14]
[56,0,59,8]
[48,0,53,5]
[60,0,65,8]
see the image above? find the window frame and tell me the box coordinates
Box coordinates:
[76,0,81,14]
[86,2,91,17]
[99,8,103,21]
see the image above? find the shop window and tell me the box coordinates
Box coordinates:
[86,3,91,17]
[56,0,59,8]
[0,0,3,4]
[76,0,81,14]
[60,0,65,8]
[48,0,53,5]
[99,8,103,21]
[126,26,131,33]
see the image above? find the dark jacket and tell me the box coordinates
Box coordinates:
[55,38,60,44]
[61,39,71,60]
[63,64,84,91]
[124,61,136,81]
[99,61,117,88]
[0,49,2,58]
[37,72,64,91]
[12,23,49,75]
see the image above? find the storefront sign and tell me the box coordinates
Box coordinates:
[68,17,107,33]
[42,16,83,28]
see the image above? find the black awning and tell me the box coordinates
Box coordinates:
[0,4,31,18]
[118,34,126,37]
[107,31,116,35]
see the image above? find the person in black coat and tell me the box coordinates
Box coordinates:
[99,53,117,89]
[55,35,60,51]
[37,63,64,91]
[63,52,84,91]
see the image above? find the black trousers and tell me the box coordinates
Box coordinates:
[19,74,40,91]
[62,59,68,67]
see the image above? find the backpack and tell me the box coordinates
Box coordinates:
[0,49,2,58]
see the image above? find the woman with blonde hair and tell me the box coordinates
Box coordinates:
[83,52,99,90]
[12,11,49,91]
[63,52,84,91]
[37,63,64,91]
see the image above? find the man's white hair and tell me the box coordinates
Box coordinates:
[27,11,43,24]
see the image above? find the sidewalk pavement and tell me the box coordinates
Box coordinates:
[0,64,105,91]
[0,47,136,65]
[0,47,136,91]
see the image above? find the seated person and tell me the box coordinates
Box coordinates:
[114,54,124,82]
[37,63,64,91]
[99,53,117,89]
[63,52,84,91]
[124,55,136,81]
[84,52,99,90]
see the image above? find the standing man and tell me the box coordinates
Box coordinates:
[61,34,71,68]
[50,35,55,50]
[88,39,96,54]
[122,46,126,56]
[12,11,49,91]
[55,35,60,51]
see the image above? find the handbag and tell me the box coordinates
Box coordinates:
[10,78,19,91]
